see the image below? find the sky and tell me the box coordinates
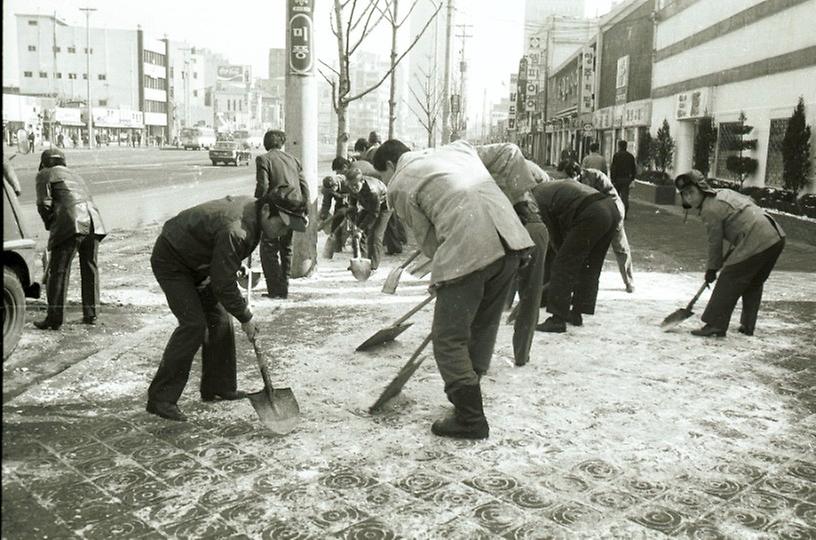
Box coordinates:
[3,0,615,124]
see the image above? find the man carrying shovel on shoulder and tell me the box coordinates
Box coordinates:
[146,188,308,422]
[373,139,534,440]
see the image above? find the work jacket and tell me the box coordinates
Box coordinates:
[159,196,261,323]
[254,148,310,205]
[320,175,352,219]
[387,140,533,285]
[581,152,609,176]
[610,150,637,186]
[700,189,785,269]
[35,165,107,250]
[532,180,616,249]
[351,158,382,180]
[578,168,625,219]
[354,176,388,230]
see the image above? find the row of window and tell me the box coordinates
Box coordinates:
[27,45,93,54]
[23,71,106,80]
[144,75,167,90]
[143,50,166,67]
[144,99,166,113]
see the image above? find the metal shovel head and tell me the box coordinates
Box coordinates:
[661,308,694,331]
[381,266,405,294]
[356,322,414,351]
[322,236,337,259]
[237,270,261,291]
[369,337,431,413]
[247,385,300,435]
[349,257,372,281]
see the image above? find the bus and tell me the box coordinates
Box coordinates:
[180,127,216,150]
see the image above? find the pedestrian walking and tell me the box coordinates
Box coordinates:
[254,129,310,299]
[373,139,534,439]
[33,149,107,330]
[363,131,381,163]
[566,162,635,293]
[27,130,36,154]
[581,142,608,176]
[532,179,621,333]
[610,140,638,218]
[146,190,308,422]
[675,170,785,337]
[57,132,65,149]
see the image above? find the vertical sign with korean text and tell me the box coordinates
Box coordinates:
[289,0,314,76]
[615,54,629,105]
[580,47,595,113]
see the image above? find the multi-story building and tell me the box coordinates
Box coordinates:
[650,0,816,189]
[14,13,170,143]
[592,0,655,164]
[166,43,229,138]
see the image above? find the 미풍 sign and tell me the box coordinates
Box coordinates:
[289,0,314,76]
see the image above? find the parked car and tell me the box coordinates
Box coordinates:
[180,127,216,150]
[232,130,263,149]
[3,158,41,359]
[209,141,251,166]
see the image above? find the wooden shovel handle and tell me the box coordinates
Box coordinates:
[398,250,422,270]
[687,245,736,311]
[393,295,434,326]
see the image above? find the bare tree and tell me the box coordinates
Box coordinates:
[378,0,443,139]
[406,57,444,147]
[320,0,441,157]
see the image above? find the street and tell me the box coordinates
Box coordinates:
[3,166,816,538]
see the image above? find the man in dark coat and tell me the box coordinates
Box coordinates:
[34,149,107,330]
[610,140,637,217]
[345,168,391,271]
[533,179,621,333]
[320,170,352,253]
[676,170,785,337]
[254,129,310,299]
[147,189,307,422]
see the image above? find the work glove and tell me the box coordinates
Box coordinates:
[241,319,259,342]
[705,269,718,284]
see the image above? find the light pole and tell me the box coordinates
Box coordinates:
[79,7,96,149]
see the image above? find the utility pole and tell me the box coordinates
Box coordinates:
[454,23,472,137]
[441,0,454,145]
[286,0,318,277]
[50,10,58,148]
[80,7,96,149]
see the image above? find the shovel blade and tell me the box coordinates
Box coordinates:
[356,322,414,351]
[381,266,404,294]
[661,308,694,331]
[349,257,372,281]
[247,386,300,435]
[322,237,336,259]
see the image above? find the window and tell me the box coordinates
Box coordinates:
[68,73,77,80]
[68,46,76,53]
[98,99,107,106]
[28,45,36,51]
[82,73,87,80]
[192,90,198,97]
[715,122,741,181]
[193,72,198,79]
[24,71,33,78]
[98,74,106,80]
[53,46,61,53]
[28,20,38,26]
[143,75,166,90]
[39,71,48,78]
[84,47,94,54]
[766,118,788,187]
[55,72,62,79]
[144,100,167,113]
[143,50,166,67]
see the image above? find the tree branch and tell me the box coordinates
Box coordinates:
[319,58,340,76]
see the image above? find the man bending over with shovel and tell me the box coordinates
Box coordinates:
[373,139,534,440]
[146,188,308,422]
[675,170,785,337]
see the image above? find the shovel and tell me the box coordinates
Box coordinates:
[369,333,433,414]
[661,246,735,331]
[243,268,300,434]
[356,294,434,351]
[382,249,422,294]
[410,259,433,279]
[348,224,372,281]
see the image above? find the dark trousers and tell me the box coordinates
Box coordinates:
[613,181,631,218]
[547,198,619,319]
[384,213,407,255]
[148,236,237,404]
[260,229,293,296]
[702,239,785,332]
[432,253,521,394]
[329,208,348,253]
[363,208,392,270]
[513,223,549,366]
[44,234,100,324]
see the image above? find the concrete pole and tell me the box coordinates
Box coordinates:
[441,0,454,145]
[80,7,96,149]
[286,0,318,277]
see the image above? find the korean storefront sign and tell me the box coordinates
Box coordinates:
[289,0,314,76]
[92,108,144,129]
[675,87,710,120]
[623,100,651,127]
[580,47,595,114]
[615,54,629,105]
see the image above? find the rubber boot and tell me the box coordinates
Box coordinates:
[431,384,489,440]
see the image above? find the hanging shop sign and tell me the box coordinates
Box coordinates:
[675,87,710,120]
[55,107,84,126]
[623,100,652,127]
[593,107,612,130]
[92,108,144,129]
[580,48,595,114]
[615,54,629,105]
[289,0,314,76]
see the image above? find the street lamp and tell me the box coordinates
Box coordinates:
[79,7,97,149]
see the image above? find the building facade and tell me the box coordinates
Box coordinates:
[650,0,816,189]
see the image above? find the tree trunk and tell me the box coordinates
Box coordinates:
[336,101,349,158]
[388,0,399,140]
